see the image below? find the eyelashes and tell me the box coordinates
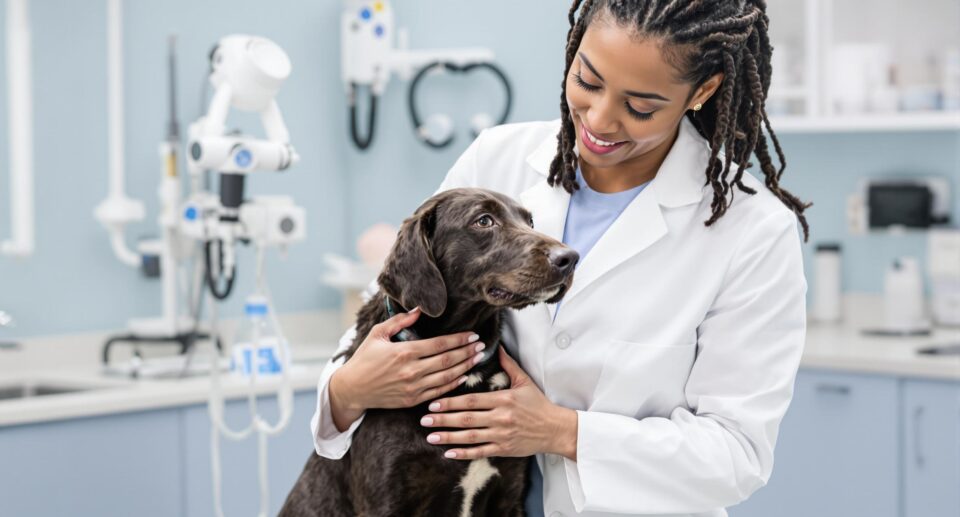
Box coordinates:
[572,72,655,121]
[573,72,601,92]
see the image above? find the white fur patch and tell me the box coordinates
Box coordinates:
[457,458,500,517]
[487,372,510,391]
[464,373,485,388]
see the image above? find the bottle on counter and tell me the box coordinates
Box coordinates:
[811,243,842,323]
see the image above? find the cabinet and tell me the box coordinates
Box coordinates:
[731,370,960,517]
[0,390,318,517]
[766,0,960,132]
[902,379,960,517]
[730,369,901,517]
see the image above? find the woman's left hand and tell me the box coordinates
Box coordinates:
[419,347,579,461]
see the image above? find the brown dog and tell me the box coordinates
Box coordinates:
[280,188,578,517]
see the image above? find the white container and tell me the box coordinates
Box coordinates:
[942,48,960,111]
[812,243,842,323]
[928,229,960,326]
[883,257,928,331]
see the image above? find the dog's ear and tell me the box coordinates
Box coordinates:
[378,198,447,318]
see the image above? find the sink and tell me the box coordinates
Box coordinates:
[0,382,99,401]
[916,343,960,356]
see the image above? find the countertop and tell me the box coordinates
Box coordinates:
[1,298,958,428]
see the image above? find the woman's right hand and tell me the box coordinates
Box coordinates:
[328,307,486,432]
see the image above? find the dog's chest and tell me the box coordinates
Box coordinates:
[455,458,500,517]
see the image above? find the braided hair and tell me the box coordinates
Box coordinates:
[550,0,810,240]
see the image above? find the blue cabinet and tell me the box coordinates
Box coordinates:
[902,379,960,517]
[0,408,185,517]
[0,390,319,517]
[731,369,901,517]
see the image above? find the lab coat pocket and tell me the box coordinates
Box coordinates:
[589,339,697,419]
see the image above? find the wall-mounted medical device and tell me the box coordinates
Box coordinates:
[341,0,512,150]
[847,176,952,234]
[185,35,305,300]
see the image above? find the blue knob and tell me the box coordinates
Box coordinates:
[234,148,253,168]
[374,24,385,37]
[184,206,198,221]
[359,7,371,20]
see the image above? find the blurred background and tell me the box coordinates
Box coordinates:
[0,1,957,516]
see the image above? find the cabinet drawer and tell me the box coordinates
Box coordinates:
[732,369,900,517]
[902,379,960,517]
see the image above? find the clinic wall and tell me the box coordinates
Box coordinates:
[0,1,957,339]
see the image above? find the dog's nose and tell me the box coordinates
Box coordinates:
[548,247,579,276]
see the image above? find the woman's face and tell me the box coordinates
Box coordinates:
[565,19,715,169]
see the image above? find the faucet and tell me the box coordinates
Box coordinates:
[0,310,19,350]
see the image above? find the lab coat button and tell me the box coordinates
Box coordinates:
[555,333,571,349]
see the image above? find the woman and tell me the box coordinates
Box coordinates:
[312,1,810,515]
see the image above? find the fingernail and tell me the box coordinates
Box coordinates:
[474,342,486,352]
[467,333,480,343]
[427,434,440,444]
[409,306,421,314]
[473,353,484,364]
[420,416,434,426]
[429,401,441,411]
[444,450,457,459]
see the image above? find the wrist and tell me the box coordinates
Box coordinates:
[330,367,364,412]
[547,404,579,461]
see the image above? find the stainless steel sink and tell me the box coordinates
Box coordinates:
[0,382,96,401]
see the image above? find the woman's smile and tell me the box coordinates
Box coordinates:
[579,118,629,155]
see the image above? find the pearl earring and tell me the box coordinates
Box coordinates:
[693,103,702,111]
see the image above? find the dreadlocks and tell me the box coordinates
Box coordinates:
[549,0,811,240]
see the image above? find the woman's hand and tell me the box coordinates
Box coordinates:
[419,347,579,461]
[329,307,487,432]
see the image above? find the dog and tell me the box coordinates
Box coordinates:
[280,188,578,517]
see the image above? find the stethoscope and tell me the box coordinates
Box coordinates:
[407,60,513,149]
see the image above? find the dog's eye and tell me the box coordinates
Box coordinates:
[474,215,497,228]
[527,217,534,228]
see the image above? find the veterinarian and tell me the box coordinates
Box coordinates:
[313,1,809,516]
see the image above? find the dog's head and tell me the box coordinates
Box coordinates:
[378,188,578,318]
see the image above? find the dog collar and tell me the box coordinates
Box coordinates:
[383,297,499,364]
[384,297,420,342]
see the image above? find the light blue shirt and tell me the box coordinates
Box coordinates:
[525,168,650,516]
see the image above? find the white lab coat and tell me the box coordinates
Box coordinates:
[311,116,807,517]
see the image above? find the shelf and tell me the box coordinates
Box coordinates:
[769,111,960,133]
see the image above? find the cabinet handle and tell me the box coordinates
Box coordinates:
[815,383,851,395]
[913,406,925,469]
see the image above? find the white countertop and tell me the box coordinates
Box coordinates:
[1,298,958,428]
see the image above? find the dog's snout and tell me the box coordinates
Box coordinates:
[548,247,579,276]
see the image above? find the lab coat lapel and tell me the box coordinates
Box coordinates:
[519,117,709,318]
[563,117,709,303]
[563,188,666,303]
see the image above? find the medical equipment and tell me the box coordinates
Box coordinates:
[848,176,952,234]
[181,34,303,517]
[94,0,146,269]
[408,61,512,148]
[341,0,513,149]
[2,0,35,257]
[206,245,294,517]
[97,19,212,365]
[185,34,302,302]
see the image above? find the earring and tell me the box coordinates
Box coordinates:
[693,103,702,111]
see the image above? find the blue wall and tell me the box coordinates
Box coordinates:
[0,0,957,338]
